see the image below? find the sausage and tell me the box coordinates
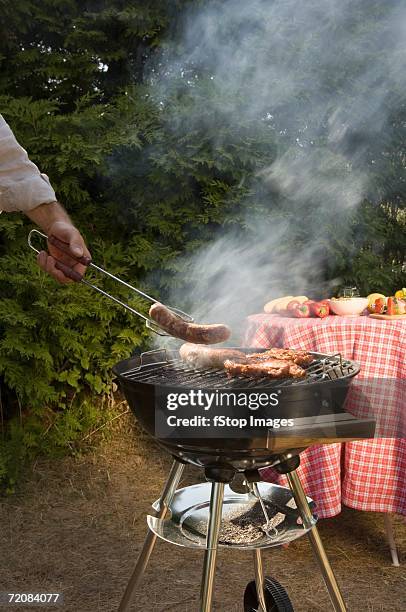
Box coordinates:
[179,343,247,369]
[149,303,231,344]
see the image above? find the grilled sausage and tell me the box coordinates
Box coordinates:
[179,343,247,369]
[149,303,231,344]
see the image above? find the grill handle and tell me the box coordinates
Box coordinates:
[48,234,92,266]
[54,260,84,283]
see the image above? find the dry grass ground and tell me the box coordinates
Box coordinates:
[0,415,405,612]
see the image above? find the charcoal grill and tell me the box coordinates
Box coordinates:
[26,233,376,609]
[114,348,374,471]
[114,348,375,612]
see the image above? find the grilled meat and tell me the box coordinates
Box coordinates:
[179,345,311,378]
[149,303,231,344]
[224,359,306,379]
[247,348,313,367]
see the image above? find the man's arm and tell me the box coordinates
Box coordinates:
[0,115,56,212]
[0,115,90,283]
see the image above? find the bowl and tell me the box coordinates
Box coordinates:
[329,297,369,316]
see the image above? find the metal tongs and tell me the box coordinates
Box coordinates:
[28,229,194,336]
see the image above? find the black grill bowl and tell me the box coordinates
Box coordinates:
[113,349,365,471]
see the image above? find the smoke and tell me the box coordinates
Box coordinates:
[147,0,405,341]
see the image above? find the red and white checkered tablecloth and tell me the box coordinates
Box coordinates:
[243,314,406,518]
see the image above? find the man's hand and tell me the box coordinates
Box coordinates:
[26,201,91,284]
[37,221,91,284]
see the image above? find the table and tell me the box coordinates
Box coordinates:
[244,313,406,522]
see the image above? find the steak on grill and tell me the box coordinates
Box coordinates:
[247,348,313,367]
[224,358,306,379]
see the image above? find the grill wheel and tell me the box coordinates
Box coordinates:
[244,576,294,611]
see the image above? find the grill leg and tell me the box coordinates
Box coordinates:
[199,482,225,612]
[286,470,347,612]
[118,460,185,612]
[384,514,400,566]
[253,549,267,612]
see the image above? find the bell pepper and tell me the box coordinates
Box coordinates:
[310,301,330,318]
[287,300,301,313]
[292,303,311,318]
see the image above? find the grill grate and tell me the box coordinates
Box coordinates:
[119,352,358,389]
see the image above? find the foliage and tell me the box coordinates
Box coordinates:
[0,0,174,487]
[0,0,404,487]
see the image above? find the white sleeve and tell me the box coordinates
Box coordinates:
[0,114,56,212]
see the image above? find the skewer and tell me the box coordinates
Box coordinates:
[27,229,193,336]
